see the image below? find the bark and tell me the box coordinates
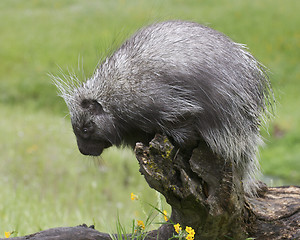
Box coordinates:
[3,134,299,240]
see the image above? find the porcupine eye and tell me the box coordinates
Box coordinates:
[81,99,104,115]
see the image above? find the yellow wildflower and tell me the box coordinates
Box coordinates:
[5,232,11,238]
[163,210,168,221]
[185,226,195,240]
[185,226,195,234]
[186,235,194,240]
[137,220,145,230]
[131,192,139,201]
[174,223,182,234]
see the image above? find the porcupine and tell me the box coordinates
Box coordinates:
[54,20,274,195]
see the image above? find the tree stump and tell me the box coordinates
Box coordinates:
[134,134,300,239]
[2,134,299,240]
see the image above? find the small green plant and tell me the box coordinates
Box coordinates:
[110,193,156,240]
[110,212,153,240]
[110,193,196,240]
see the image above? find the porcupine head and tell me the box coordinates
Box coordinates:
[54,21,274,196]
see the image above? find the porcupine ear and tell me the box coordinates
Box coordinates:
[80,99,104,115]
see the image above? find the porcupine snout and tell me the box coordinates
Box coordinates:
[71,99,113,156]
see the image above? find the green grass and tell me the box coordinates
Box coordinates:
[0,105,165,236]
[0,0,299,237]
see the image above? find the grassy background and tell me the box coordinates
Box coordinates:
[0,0,299,237]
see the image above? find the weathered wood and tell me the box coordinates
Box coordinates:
[135,134,248,239]
[0,225,112,240]
[247,186,300,239]
[2,134,299,240]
